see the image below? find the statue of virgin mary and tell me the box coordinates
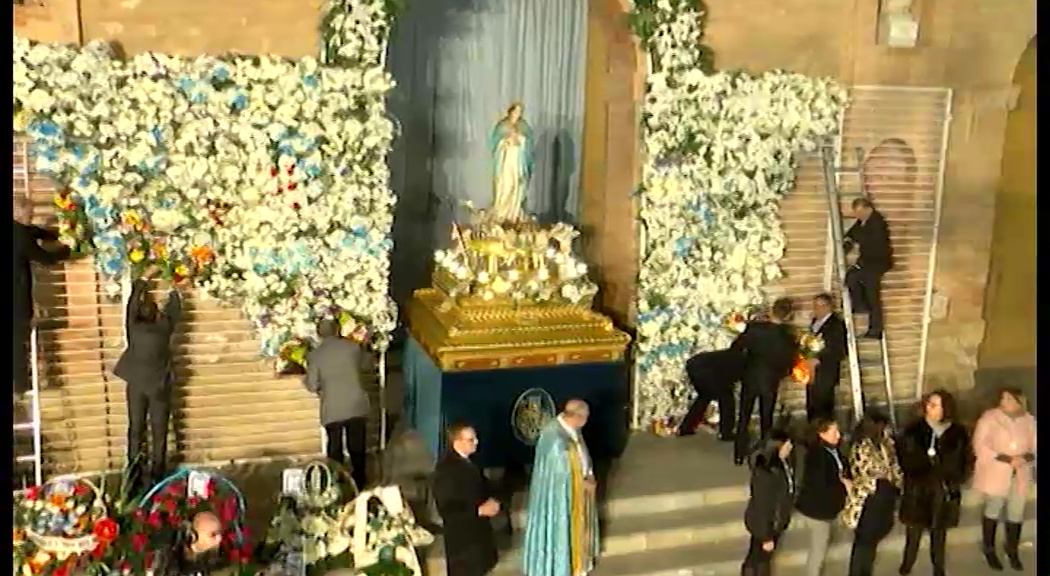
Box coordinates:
[488,102,534,223]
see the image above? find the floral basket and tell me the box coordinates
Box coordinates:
[266,460,359,567]
[14,476,121,576]
[351,486,433,576]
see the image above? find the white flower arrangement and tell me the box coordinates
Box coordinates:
[14,13,398,361]
[630,0,848,425]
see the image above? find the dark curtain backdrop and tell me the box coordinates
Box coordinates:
[386,0,587,309]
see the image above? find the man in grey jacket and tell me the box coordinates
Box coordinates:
[304,318,372,490]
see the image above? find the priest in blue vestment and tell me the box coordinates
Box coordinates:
[523,399,600,576]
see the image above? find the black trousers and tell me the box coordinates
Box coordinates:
[848,534,882,576]
[735,380,779,460]
[900,525,947,572]
[805,371,838,422]
[680,367,737,437]
[741,535,778,575]
[325,416,368,491]
[13,316,31,396]
[845,266,885,334]
[126,382,172,479]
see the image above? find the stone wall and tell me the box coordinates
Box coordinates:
[692,0,1035,396]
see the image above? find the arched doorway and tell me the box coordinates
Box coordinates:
[976,37,1036,403]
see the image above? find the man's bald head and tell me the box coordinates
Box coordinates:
[561,399,590,429]
[190,511,223,554]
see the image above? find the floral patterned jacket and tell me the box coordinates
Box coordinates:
[841,434,904,529]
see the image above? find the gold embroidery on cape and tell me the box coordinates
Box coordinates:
[567,440,585,576]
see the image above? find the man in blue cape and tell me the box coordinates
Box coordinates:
[523,399,599,576]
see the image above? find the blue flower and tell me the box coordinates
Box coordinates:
[230,92,249,111]
[211,65,231,82]
[303,74,320,89]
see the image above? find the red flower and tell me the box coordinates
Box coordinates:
[286,165,295,175]
[166,482,185,496]
[133,509,146,520]
[229,548,242,563]
[270,167,278,177]
[73,482,90,496]
[24,486,40,500]
[167,513,182,527]
[163,499,177,513]
[188,496,201,509]
[53,566,69,576]
[92,517,119,543]
[131,532,149,552]
[240,526,252,541]
[119,562,130,572]
[147,511,162,528]
[151,495,163,504]
[206,478,218,498]
[145,551,155,567]
[287,182,297,191]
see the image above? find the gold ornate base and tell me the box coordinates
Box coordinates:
[406,288,631,372]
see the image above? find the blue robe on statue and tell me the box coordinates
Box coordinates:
[522,419,600,576]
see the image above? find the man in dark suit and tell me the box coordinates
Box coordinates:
[677,348,744,440]
[114,273,182,486]
[731,298,799,466]
[806,293,848,422]
[433,422,500,576]
[843,197,894,339]
[13,198,72,397]
[304,318,372,491]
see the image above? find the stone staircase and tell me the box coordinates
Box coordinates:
[394,433,1036,576]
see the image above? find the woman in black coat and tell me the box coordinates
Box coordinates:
[795,418,850,576]
[896,390,973,576]
[741,429,797,576]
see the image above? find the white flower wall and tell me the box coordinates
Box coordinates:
[13,28,398,359]
[632,1,848,425]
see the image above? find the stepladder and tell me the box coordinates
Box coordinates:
[819,143,897,430]
[13,327,45,489]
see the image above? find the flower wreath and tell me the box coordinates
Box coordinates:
[13,477,120,576]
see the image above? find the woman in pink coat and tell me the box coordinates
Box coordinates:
[972,387,1036,572]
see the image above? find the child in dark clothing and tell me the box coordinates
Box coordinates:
[742,428,797,576]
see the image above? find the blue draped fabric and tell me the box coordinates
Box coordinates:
[386,0,587,306]
[523,420,600,576]
[402,338,445,458]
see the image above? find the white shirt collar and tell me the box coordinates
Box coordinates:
[557,415,578,439]
[812,312,832,330]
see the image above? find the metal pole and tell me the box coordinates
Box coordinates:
[29,328,43,486]
[916,90,954,403]
[379,349,387,450]
[820,145,865,423]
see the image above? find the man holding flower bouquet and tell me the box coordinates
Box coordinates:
[805,293,847,422]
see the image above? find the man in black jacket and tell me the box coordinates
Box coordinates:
[13,198,72,397]
[742,429,796,576]
[677,348,743,440]
[843,198,894,339]
[433,423,500,576]
[731,298,799,465]
[114,273,182,486]
[806,293,848,422]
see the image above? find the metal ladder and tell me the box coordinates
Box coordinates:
[819,144,897,429]
[14,327,44,487]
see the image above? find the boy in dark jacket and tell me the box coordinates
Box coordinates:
[742,429,797,576]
